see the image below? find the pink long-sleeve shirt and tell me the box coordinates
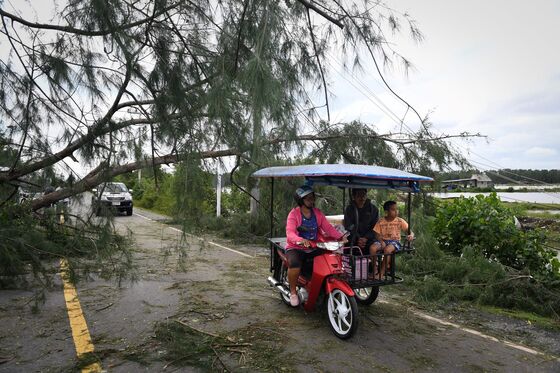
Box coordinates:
[285,206,343,250]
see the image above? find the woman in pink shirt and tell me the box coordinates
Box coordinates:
[285,185,346,306]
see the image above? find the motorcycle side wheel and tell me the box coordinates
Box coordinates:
[354,286,380,305]
[279,263,292,306]
[327,289,359,339]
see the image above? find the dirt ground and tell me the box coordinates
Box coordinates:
[1,207,559,372]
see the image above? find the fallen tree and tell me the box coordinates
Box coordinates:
[29,129,482,210]
[0,0,476,210]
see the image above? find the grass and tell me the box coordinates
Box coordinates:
[523,210,560,219]
[479,305,560,331]
[502,201,560,220]
[135,200,173,217]
[503,201,559,211]
[548,230,560,244]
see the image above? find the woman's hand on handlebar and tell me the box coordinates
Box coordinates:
[339,233,349,244]
[297,239,312,248]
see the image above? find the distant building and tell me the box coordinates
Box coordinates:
[471,173,494,188]
[442,173,494,189]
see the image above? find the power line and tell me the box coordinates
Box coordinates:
[324,52,416,135]
[326,53,419,136]
[323,59,402,128]
[466,149,559,186]
[319,40,560,216]
[325,53,560,207]
[325,54,555,189]
[466,159,560,203]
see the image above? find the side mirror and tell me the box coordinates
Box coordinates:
[129,189,133,193]
[92,188,97,193]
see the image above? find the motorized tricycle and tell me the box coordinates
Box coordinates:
[252,164,433,339]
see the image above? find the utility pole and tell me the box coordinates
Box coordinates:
[216,164,222,217]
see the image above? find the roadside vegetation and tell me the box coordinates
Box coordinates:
[399,194,560,324]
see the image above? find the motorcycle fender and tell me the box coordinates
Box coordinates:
[325,277,355,297]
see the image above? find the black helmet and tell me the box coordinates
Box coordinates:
[294,185,314,206]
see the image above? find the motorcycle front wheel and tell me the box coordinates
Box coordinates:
[327,289,359,339]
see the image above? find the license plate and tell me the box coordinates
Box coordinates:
[112,201,121,206]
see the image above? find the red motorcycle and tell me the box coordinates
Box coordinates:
[255,163,433,339]
[267,239,360,339]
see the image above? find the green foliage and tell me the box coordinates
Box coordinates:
[400,210,560,319]
[0,0,472,211]
[154,319,292,371]
[154,321,216,370]
[307,121,469,174]
[221,187,250,216]
[309,121,400,167]
[0,202,133,288]
[173,159,216,220]
[188,213,267,244]
[133,175,176,215]
[432,193,558,278]
[404,247,560,318]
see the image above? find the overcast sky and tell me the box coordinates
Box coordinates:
[327,0,560,170]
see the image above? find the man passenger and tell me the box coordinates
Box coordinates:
[343,188,379,252]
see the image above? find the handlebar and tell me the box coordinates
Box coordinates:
[294,240,350,251]
[316,241,345,251]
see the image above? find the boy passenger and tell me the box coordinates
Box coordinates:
[370,200,414,278]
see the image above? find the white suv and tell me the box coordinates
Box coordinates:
[92,182,133,216]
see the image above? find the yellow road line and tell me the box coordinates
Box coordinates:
[60,259,102,373]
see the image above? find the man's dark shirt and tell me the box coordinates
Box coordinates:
[343,199,379,246]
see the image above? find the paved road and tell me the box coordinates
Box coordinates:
[0,206,559,372]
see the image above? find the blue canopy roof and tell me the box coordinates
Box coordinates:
[253,164,433,192]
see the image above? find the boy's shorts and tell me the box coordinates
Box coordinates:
[373,240,401,252]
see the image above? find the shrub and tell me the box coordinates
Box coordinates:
[432,193,559,278]
[222,187,250,216]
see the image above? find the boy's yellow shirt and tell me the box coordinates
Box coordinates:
[373,217,408,241]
